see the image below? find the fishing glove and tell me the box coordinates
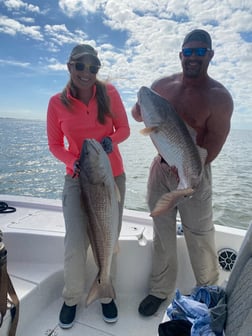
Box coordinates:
[72,159,81,178]
[100,137,113,154]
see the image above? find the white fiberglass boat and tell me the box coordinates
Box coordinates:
[0,195,251,336]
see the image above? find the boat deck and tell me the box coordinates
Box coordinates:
[0,195,166,335]
[0,195,247,336]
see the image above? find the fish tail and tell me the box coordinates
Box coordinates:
[150,188,194,217]
[86,276,116,306]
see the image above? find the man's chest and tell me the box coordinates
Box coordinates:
[168,89,211,129]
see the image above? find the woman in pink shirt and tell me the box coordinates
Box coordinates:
[47,44,130,328]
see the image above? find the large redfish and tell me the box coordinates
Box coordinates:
[137,86,207,216]
[79,139,120,306]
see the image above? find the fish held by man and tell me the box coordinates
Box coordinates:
[137,86,207,217]
[79,139,120,306]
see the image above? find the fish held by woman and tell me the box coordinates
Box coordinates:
[79,139,120,306]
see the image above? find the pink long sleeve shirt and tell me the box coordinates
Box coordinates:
[47,83,130,177]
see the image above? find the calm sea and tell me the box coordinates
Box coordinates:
[0,118,251,230]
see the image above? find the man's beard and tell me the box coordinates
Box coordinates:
[184,60,202,78]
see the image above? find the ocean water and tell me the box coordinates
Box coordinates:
[0,118,251,229]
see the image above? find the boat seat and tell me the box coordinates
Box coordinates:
[159,223,252,336]
[224,222,252,335]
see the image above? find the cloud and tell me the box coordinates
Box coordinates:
[3,0,40,13]
[52,1,252,129]
[18,16,35,23]
[59,0,103,16]
[0,15,43,40]
[47,63,67,71]
[44,24,88,46]
[0,58,30,67]
[0,0,251,128]
[45,57,67,71]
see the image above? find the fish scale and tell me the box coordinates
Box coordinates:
[138,86,207,216]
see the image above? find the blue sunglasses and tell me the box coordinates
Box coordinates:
[182,48,211,57]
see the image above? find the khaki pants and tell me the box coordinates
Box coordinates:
[62,173,126,306]
[147,156,219,300]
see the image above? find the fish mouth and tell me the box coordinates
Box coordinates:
[137,86,151,103]
[82,140,90,156]
[83,139,102,157]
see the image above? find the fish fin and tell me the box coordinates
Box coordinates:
[86,276,116,306]
[114,182,121,202]
[140,126,159,136]
[113,241,120,254]
[87,226,100,267]
[150,188,194,217]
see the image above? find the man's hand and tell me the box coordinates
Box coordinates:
[131,102,143,122]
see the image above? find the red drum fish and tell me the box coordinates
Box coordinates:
[79,139,120,306]
[138,86,207,216]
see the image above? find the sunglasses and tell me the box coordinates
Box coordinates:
[182,48,211,57]
[70,62,100,74]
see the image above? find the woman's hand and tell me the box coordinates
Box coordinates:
[72,160,81,178]
[100,137,113,154]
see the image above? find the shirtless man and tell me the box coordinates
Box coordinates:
[132,29,233,317]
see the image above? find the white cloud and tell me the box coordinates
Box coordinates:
[0,0,251,128]
[0,58,30,67]
[47,63,67,71]
[0,15,43,39]
[59,0,104,16]
[56,1,252,130]
[3,0,40,13]
[18,16,35,23]
[44,24,88,46]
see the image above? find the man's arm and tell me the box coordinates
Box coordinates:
[200,89,233,164]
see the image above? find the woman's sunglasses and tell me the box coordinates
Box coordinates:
[182,48,211,57]
[70,62,100,74]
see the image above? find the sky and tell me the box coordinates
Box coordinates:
[0,0,252,129]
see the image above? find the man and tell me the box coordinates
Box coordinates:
[132,29,233,317]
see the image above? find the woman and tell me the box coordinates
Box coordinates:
[47,44,130,328]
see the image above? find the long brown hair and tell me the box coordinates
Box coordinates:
[60,79,114,124]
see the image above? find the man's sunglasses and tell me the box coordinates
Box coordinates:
[70,62,100,74]
[182,48,211,57]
